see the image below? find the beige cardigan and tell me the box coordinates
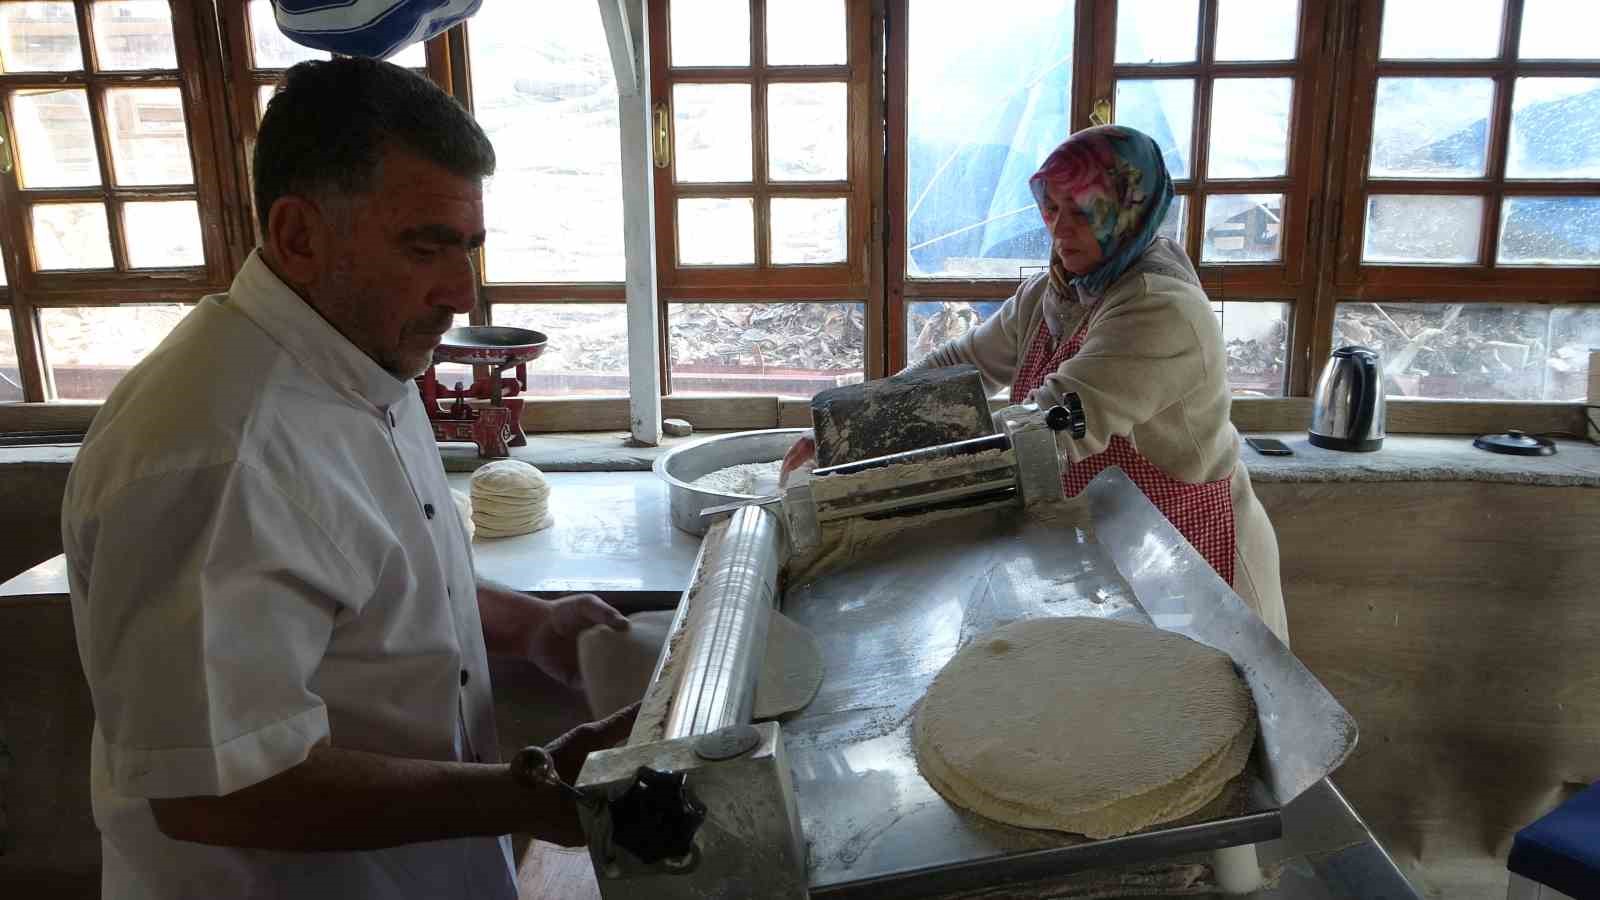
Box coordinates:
[907,241,1288,642]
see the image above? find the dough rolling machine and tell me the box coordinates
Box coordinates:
[577,367,1415,899]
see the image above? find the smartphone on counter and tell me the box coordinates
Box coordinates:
[1245,436,1293,456]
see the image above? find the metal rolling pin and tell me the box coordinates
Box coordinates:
[662,504,784,741]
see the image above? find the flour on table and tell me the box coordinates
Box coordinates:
[692,460,783,496]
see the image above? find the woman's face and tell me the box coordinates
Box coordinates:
[1039,180,1105,275]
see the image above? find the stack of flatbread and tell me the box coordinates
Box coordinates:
[912,616,1256,840]
[469,459,554,539]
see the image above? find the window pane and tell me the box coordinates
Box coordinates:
[257,83,276,122]
[469,3,624,282]
[11,88,99,188]
[679,198,754,265]
[1519,0,1600,59]
[0,2,83,72]
[670,0,748,67]
[1370,78,1494,179]
[427,313,475,390]
[907,0,1072,279]
[768,82,846,181]
[105,87,193,185]
[32,203,112,269]
[248,0,327,69]
[673,83,752,182]
[1207,78,1291,179]
[42,305,191,399]
[1507,78,1600,179]
[1380,0,1503,60]
[1115,79,1194,180]
[1362,195,1482,264]
[770,197,846,264]
[491,304,629,396]
[766,0,845,66]
[1334,302,1600,402]
[123,200,202,267]
[386,39,426,68]
[1498,197,1600,265]
[1216,301,1290,396]
[0,312,22,401]
[670,302,863,396]
[906,300,1001,365]
[1115,0,1198,64]
[1157,195,1187,245]
[1215,0,1297,61]
[91,1,176,70]
[1201,194,1283,263]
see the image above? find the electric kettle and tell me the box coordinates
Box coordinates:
[1308,346,1385,452]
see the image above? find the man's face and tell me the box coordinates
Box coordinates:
[307,150,485,379]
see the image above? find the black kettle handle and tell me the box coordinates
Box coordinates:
[1349,352,1377,441]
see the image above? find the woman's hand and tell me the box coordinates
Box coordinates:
[779,430,817,485]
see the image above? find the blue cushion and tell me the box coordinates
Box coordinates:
[1509,782,1600,900]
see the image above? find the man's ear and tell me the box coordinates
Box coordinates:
[262,195,332,288]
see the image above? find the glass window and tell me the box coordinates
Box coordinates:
[1333,302,1600,402]
[1519,0,1600,60]
[32,203,114,270]
[491,304,629,396]
[386,39,426,69]
[11,89,99,188]
[247,0,327,68]
[0,2,83,72]
[1369,78,1495,179]
[1115,79,1195,180]
[766,0,845,66]
[1362,195,1483,264]
[770,197,847,265]
[1379,0,1503,60]
[1207,78,1292,179]
[670,302,864,396]
[1158,195,1187,245]
[669,0,749,67]
[1216,301,1291,396]
[673,83,753,183]
[679,198,755,265]
[1201,194,1283,263]
[1214,0,1298,62]
[104,86,194,186]
[1115,0,1198,64]
[1507,78,1600,179]
[41,304,191,399]
[1498,197,1600,266]
[468,2,624,282]
[906,300,1001,366]
[0,312,22,402]
[91,1,177,70]
[123,200,204,268]
[767,82,847,181]
[906,0,1074,278]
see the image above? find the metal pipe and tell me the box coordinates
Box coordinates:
[663,504,783,740]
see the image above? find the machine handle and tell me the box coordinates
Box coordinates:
[1046,393,1088,439]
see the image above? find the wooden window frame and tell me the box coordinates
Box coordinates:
[0,0,240,401]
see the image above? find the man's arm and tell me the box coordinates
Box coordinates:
[476,579,629,686]
[150,703,636,851]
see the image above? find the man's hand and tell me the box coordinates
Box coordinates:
[529,703,640,847]
[523,593,629,688]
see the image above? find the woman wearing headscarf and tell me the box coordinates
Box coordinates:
[786,125,1287,642]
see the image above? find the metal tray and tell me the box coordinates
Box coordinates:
[654,428,807,535]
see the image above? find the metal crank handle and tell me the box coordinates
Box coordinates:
[1045,392,1088,439]
[511,745,592,807]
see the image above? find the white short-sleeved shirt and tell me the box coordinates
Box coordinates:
[61,251,518,900]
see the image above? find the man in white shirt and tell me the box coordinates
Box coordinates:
[61,58,632,899]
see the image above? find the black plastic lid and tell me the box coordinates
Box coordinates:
[1473,430,1556,456]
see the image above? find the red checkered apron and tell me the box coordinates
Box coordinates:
[1012,315,1237,585]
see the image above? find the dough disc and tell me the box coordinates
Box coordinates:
[912,616,1255,839]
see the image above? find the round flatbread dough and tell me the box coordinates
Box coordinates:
[469,459,553,539]
[912,616,1256,840]
[450,488,474,540]
[753,611,825,719]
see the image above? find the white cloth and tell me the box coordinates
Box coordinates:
[61,251,517,900]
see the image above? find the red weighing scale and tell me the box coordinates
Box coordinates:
[415,326,547,459]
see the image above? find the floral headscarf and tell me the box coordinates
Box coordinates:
[1029,125,1175,300]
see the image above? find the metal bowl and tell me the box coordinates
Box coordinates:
[654,428,807,536]
[433,326,548,366]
